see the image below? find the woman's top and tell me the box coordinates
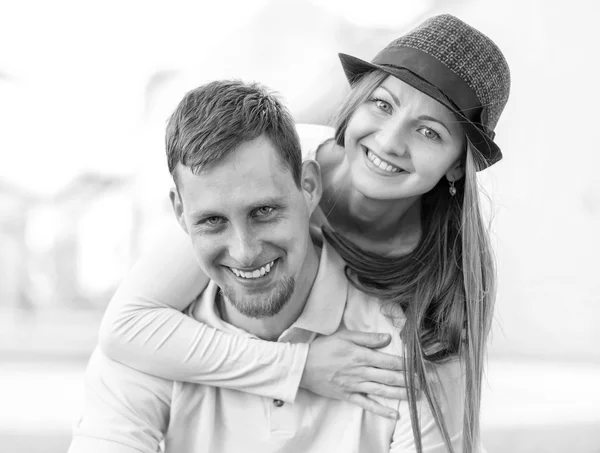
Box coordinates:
[99,124,336,403]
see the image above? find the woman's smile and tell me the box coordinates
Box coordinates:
[361,145,408,177]
[363,145,405,173]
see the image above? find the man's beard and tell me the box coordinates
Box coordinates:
[221,276,295,319]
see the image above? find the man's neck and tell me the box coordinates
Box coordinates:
[218,243,321,341]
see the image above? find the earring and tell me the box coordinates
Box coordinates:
[449,180,457,196]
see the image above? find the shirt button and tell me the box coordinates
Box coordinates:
[273,399,284,407]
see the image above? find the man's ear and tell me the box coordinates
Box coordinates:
[169,187,189,235]
[300,160,322,215]
[445,159,465,183]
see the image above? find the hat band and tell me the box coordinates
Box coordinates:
[372,46,482,124]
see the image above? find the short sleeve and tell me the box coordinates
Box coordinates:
[69,348,172,453]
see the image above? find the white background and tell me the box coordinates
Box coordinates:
[1,0,599,451]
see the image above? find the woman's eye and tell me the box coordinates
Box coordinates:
[374,99,392,113]
[418,127,441,141]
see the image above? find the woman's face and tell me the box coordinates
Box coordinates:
[344,75,465,201]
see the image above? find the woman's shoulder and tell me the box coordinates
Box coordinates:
[296,123,336,161]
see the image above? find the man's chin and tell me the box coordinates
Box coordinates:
[223,277,295,319]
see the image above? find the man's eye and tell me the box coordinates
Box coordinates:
[205,217,222,225]
[256,206,274,216]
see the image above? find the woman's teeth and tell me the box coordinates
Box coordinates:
[366,150,402,173]
[230,260,276,279]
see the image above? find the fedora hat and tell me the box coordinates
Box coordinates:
[339,14,510,169]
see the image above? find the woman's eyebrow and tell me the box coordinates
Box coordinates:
[379,85,453,136]
[418,115,452,136]
[380,86,401,106]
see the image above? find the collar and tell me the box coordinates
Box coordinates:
[287,228,348,336]
[188,229,349,340]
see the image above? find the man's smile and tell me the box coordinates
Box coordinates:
[226,259,278,280]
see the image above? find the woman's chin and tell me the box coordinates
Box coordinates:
[349,171,397,200]
[352,167,431,202]
[354,181,402,202]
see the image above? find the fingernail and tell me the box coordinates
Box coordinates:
[388,411,398,420]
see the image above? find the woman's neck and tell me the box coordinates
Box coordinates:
[320,156,422,256]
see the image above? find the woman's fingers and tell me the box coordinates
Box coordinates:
[347,393,398,420]
[353,381,409,400]
[343,368,411,400]
[300,330,408,408]
[359,347,405,371]
[361,367,407,388]
[336,330,392,349]
[338,329,405,371]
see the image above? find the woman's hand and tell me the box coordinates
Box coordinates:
[300,329,411,419]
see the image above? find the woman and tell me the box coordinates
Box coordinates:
[99,14,510,453]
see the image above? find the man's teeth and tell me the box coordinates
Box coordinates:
[367,150,401,173]
[230,260,275,279]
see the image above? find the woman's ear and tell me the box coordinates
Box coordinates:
[300,159,322,215]
[169,187,189,235]
[445,160,465,183]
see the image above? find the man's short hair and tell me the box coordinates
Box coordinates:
[166,80,302,187]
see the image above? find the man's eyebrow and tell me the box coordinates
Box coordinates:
[189,209,221,219]
[248,196,288,210]
[417,115,453,136]
[189,196,288,218]
[380,86,401,106]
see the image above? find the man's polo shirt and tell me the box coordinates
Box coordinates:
[70,237,466,453]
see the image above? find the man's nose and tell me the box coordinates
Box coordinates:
[228,226,262,269]
[375,118,408,157]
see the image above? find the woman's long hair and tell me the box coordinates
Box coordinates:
[327,70,496,453]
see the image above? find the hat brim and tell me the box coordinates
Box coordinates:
[338,53,502,169]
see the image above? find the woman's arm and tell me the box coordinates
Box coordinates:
[100,223,408,416]
[99,223,308,403]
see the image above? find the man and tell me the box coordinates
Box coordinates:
[69,80,461,453]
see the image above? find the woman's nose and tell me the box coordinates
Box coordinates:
[375,118,409,157]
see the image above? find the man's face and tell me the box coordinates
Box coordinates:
[172,135,316,319]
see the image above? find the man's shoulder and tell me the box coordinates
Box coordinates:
[342,286,406,349]
[73,347,171,451]
[316,240,405,342]
[344,284,405,322]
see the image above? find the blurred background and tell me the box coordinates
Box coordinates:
[1,0,599,451]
